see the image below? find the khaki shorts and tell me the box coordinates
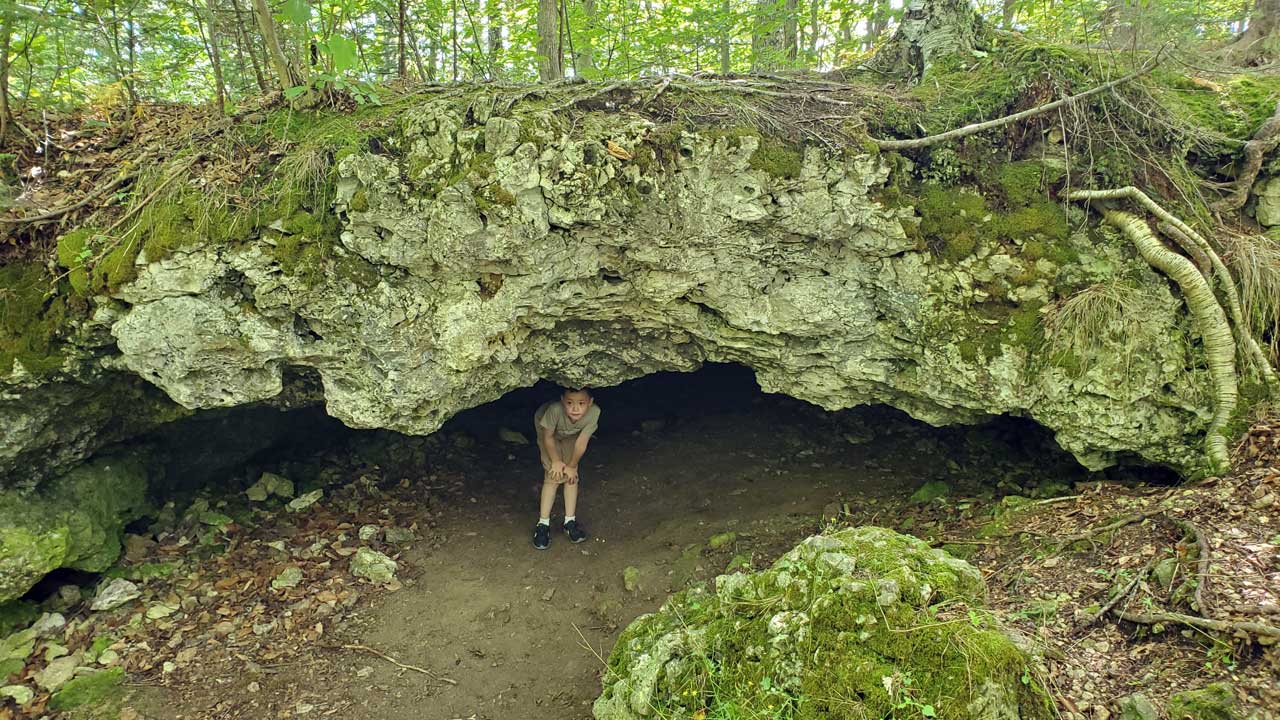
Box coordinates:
[537,431,581,485]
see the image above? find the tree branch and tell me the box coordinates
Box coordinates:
[872,53,1162,150]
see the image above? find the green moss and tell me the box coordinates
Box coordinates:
[918,183,988,263]
[598,527,1052,720]
[48,667,126,712]
[349,189,369,212]
[1166,682,1237,720]
[749,137,804,179]
[0,263,72,377]
[0,601,39,638]
[1154,72,1280,140]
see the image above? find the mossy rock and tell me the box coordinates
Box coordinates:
[1166,682,1237,720]
[48,666,126,712]
[0,455,151,603]
[594,526,1052,720]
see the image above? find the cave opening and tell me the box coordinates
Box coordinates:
[11,362,1179,716]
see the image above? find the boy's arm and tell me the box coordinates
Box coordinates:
[540,426,566,474]
[565,433,592,471]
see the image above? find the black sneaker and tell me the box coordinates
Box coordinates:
[533,523,550,550]
[564,519,587,544]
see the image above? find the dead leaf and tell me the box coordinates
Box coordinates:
[606,140,632,161]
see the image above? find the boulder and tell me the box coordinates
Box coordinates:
[594,526,1052,720]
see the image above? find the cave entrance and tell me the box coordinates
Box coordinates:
[119,363,1097,718]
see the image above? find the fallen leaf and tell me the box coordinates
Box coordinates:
[606,140,632,161]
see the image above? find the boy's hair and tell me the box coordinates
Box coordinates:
[563,386,591,397]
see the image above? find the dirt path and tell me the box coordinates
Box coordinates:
[319,405,882,720]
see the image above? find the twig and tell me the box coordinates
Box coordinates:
[0,170,139,224]
[1115,610,1280,640]
[1081,559,1155,628]
[337,643,457,684]
[872,53,1162,150]
[1057,508,1165,546]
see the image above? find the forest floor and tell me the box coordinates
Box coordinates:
[3,378,1277,720]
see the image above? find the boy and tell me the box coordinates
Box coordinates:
[532,387,601,550]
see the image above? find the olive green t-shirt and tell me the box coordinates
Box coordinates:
[535,401,601,439]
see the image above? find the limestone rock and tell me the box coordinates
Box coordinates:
[498,428,529,445]
[1117,693,1159,720]
[1254,176,1280,227]
[909,479,951,503]
[350,548,397,584]
[286,489,323,513]
[34,653,81,691]
[247,472,294,502]
[383,527,415,544]
[90,579,140,612]
[594,527,1050,720]
[30,612,66,638]
[0,454,150,602]
[271,566,303,590]
[0,684,33,705]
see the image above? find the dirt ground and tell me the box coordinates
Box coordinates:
[5,367,1277,720]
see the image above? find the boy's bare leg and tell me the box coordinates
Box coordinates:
[563,481,578,518]
[539,481,558,520]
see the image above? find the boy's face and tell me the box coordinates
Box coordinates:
[561,391,592,422]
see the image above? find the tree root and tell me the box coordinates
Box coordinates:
[1114,610,1280,643]
[1056,507,1167,546]
[871,54,1161,150]
[334,643,457,684]
[1069,187,1278,392]
[1165,517,1213,615]
[0,170,139,225]
[1212,101,1280,213]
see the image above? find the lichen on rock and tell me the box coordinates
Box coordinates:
[593,526,1052,719]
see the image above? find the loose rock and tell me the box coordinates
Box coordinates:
[350,548,397,584]
[0,685,33,705]
[90,579,140,612]
[286,489,323,513]
[272,566,304,590]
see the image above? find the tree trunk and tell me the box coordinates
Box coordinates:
[719,0,731,73]
[398,0,407,78]
[872,0,986,81]
[752,0,785,70]
[1226,0,1280,63]
[203,0,229,113]
[251,0,301,91]
[867,0,890,47]
[1001,0,1015,28]
[808,0,821,60]
[578,0,596,77]
[229,0,269,92]
[487,0,502,59]
[536,0,561,80]
[0,0,12,142]
[784,0,798,62]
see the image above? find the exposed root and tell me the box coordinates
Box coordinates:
[1069,186,1278,392]
[1212,101,1280,213]
[1166,516,1213,615]
[0,170,139,226]
[870,54,1161,150]
[1056,507,1168,546]
[1114,610,1280,643]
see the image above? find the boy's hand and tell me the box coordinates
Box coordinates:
[551,460,567,479]
[564,465,580,484]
